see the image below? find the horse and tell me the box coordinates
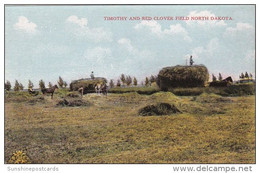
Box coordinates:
[78,87,84,98]
[223,76,233,83]
[41,85,59,99]
[209,76,233,87]
[95,83,102,94]
[100,84,108,95]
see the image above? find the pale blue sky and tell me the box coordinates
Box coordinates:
[5,5,255,87]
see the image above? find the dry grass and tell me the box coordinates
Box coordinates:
[4,91,255,163]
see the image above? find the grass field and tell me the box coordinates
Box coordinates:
[4,90,255,163]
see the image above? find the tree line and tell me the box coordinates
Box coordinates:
[4,76,68,91]
[212,72,253,82]
[211,73,223,82]
[5,74,159,92]
[239,72,253,80]
[108,74,157,88]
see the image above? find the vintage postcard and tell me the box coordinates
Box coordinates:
[4,4,255,166]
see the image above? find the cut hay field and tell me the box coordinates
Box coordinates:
[4,91,255,163]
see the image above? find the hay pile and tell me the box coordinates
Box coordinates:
[157,65,209,90]
[66,92,80,98]
[56,99,91,107]
[70,77,107,94]
[27,96,45,105]
[138,103,181,116]
[194,93,232,103]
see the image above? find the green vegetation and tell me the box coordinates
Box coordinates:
[109,86,160,95]
[169,83,255,96]
[5,90,255,163]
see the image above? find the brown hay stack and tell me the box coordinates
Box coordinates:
[157,65,209,90]
[70,77,107,94]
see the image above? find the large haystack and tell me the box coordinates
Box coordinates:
[70,77,107,94]
[157,65,209,90]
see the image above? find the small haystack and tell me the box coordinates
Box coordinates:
[138,103,181,116]
[56,99,91,107]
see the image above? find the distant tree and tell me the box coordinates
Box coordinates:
[19,83,24,90]
[126,75,132,86]
[245,72,249,79]
[48,82,53,88]
[58,76,64,88]
[5,80,11,91]
[218,73,223,81]
[240,73,245,79]
[212,74,217,82]
[150,75,156,83]
[39,79,46,90]
[120,74,126,86]
[116,79,121,87]
[109,79,115,88]
[190,55,194,66]
[64,81,68,88]
[14,80,20,91]
[28,80,34,89]
[133,77,138,86]
[145,77,149,86]
[250,73,253,79]
[141,81,144,86]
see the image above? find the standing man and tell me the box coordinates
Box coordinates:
[90,71,95,80]
[190,55,194,66]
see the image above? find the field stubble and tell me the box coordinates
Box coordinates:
[4,91,255,163]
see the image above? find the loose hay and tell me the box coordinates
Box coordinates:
[56,99,91,107]
[27,96,45,105]
[194,93,233,103]
[66,92,80,98]
[138,103,181,116]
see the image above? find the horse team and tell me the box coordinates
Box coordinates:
[29,83,108,99]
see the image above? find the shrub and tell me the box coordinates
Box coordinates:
[157,65,209,90]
